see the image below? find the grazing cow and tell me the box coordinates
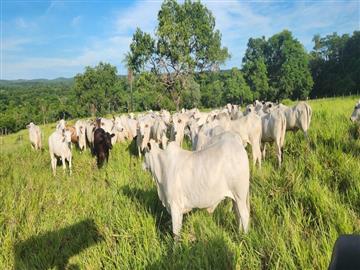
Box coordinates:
[259,110,287,166]
[74,120,87,151]
[143,132,250,236]
[48,129,72,176]
[350,100,360,123]
[263,102,312,137]
[26,122,42,150]
[328,234,360,270]
[93,128,115,168]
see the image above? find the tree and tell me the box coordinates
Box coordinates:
[310,31,359,98]
[266,30,313,100]
[74,62,118,116]
[126,0,229,109]
[223,67,252,104]
[242,37,270,100]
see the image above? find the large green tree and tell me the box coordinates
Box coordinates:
[266,30,313,100]
[242,37,270,100]
[126,0,229,109]
[74,62,118,116]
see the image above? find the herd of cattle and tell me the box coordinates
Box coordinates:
[25,99,360,236]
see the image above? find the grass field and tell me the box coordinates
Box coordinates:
[1,97,359,269]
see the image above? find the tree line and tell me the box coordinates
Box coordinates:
[0,0,359,133]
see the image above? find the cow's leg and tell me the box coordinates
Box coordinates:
[50,153,56,176]
[61,155,66,173]
[252,141,262,168]
[261,143,266,160]
[275,140,282,167]
[68,155,72,176]
[233,196,250,233]
[171,205,183,238]
[138,146,142,158]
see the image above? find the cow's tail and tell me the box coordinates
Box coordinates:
[280,114,287,148]
[246,189,250,214]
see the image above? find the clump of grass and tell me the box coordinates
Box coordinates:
[0,96,359,269]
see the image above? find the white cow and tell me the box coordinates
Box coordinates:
[216,113,262,167]
[170,113,190,146]
[350,100,360,123]
[263,102,312,137]
[136,116,155,157]
[56,119,66,131]
[85,119,96,150]
[99,118,114,133]
[74,120,87,151]
[26,122,42,150]
[48,129,72,176]
[259,110,287,166]
[151,118,169,149]
[143,132,250,236]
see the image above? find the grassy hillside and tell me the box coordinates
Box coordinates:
[1,97,359,269]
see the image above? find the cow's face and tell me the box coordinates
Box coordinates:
[104,132,115,149]
[63,130,72,143]
[350,102,360,123]
[26,122,35,129]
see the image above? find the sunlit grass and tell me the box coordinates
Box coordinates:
[0,96,359,269]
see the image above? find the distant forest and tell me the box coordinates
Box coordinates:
[1,30,359,133]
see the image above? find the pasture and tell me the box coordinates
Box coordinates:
[1,97,359,269]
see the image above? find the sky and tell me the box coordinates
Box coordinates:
[2,0,359,80]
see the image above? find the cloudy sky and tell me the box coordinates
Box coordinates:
[2,0,359,80]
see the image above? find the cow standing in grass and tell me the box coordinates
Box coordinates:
[143,132,250,237]
[48,129,72,176]
[26,122,42,150]
[93,128,115,168]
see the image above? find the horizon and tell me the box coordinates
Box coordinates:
[2,0,359,80]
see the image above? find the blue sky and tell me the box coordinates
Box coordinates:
[2,0,359,80]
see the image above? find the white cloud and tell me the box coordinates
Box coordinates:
[2,37,32,51]
[14,17,36,29]
[71,16,82,27]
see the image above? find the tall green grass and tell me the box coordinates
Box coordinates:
[0,97,359,269]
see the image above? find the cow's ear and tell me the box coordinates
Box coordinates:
[110,133,115,138]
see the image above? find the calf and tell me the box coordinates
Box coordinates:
[93,128,115,168]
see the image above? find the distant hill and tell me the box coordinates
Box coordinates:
[0,77,74,87]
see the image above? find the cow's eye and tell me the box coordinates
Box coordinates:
[145,124,148,128]
[178,119,181,123]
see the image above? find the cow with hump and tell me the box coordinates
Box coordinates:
[143,131,250,237]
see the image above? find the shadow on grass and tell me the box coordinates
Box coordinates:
[14,219,103,270]
[147,235,236,270]
[126,137,139,157]
[121,185,172,234]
